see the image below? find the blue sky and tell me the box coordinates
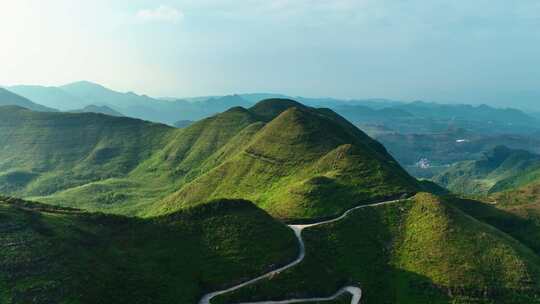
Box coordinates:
[1,1,540,108]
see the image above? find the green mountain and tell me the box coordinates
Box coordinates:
[0,106,172,213]
[433,146,540,194]
[0,196,297,303]
[0,88,56,112]
[0,99,418,220]
[151,99,418,220]
[213,193,540,304]
[70,105,124,117]
[5,98,540,303]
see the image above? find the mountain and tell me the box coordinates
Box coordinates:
[70,105,124,117]
[0,88,57,112]
[8,85,88,110]
[10,81,539,134]
[151,99,419,220]
[0,99,418,220]
[11,81,255,125]
[433,146,540,194]
[0,106,173,213]
[211,193,540,303]
[5,99,540,303]
[0,196,297,303]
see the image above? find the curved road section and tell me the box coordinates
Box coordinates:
[199,199,403,304]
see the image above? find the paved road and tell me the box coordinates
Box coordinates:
[199,199,403,304]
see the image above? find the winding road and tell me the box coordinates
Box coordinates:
[199,199,403,304]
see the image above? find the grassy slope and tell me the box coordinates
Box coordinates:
[213,193,540,304]
[152,103,418,220]
[0,196,297,304]
[0,100,417,219]
[35,107,263,215]
[0,107,175,214]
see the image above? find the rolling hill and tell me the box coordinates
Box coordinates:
[0,196,297,304]
[0,106,173,213]
[150,99,419,220]
[213,193,540,304]
[0,88,57,112]
[0,99,418,219]
[4,98,540,303]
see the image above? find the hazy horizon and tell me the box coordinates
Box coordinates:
[2,1,540,109]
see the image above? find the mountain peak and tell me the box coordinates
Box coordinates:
[250,98,307,121]
[60,81,111,95]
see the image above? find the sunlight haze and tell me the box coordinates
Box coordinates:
[2,0,540,108]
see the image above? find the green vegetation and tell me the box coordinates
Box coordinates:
[434,146,540,194]
[152,100,418,220]
[0,99,418,220]
[0,196,297,304]
[0,106,174,214]
[213,194,540,304]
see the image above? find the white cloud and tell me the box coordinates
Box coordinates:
[136,5,184,24]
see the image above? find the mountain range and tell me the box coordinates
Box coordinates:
[3,88,540,303]
[6,81,539,134]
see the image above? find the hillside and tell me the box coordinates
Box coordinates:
[213,193,540,304]
[151,99,419,220]
[0,99,418,219]
[433,146,540,194]
[0,106,173,213]
[0,196,297,304]
[0,88,56,112]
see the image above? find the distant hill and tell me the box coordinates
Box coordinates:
[8,84,87,110]
[433,146,540,194]
[9,81,539,133]
[70,105,124,117]
[394,101,536,124]
[11,81,254,124]
[335,101,540,135]
[0,88,57,112]
[173,120,194,128]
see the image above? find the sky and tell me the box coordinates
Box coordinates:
[1,0,540,108]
